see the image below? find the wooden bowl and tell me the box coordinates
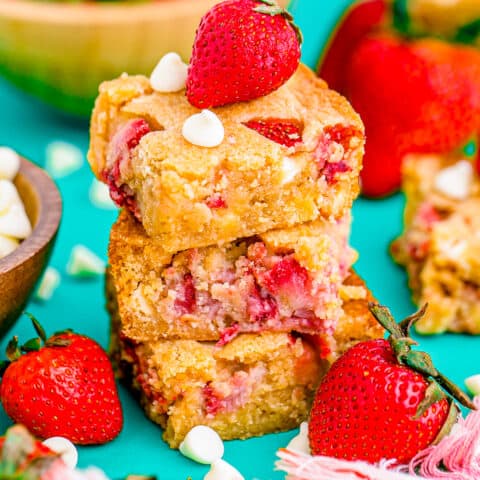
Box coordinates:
[0,158,62,338]
[0,0,288,117]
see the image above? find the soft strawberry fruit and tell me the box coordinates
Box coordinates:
[314,124,356,184]
[318,0,387,94]
[243,119,303,147]
[103,118,150,214]
[247,284,278,325]
[218,324,240,346]
[346,34,480,196]
[205,193,227,209]
[261,257,314,312]
[174,273,196,315]
[309,338,450,463]
[203,384,223,416]
[186,0,301,108]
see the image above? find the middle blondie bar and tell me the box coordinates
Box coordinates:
[109,210,357,344]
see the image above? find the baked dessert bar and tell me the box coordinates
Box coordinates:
[107,270,382,448]
[391,153,480,334]
[88,64,364,253]
[108,210,357,343]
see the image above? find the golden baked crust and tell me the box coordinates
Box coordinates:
[107,269,382,448]
[108,209,358,342]
[89,63,364,253]
[392,153,480,334]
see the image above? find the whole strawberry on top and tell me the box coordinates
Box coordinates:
[308,303,475,464]
[186,0,302,108]
[0,315,123,445]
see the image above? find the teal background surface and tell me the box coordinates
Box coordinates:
[0,1,478,479]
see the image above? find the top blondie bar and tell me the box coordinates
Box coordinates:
[88,64,364,252]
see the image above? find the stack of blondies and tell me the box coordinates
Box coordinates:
[87,64,382,448]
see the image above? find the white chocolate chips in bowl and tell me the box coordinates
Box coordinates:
[0,147,32,260]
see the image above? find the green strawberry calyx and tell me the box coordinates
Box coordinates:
[369,303,475,438]
[0,313,72,376]
[253,0,303,44]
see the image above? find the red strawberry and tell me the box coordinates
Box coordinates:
[261,257,314,312]
[345,33,480,197]
[243,119,303,147]
[318,0,387,94]
[308,303,475,464]
[0,316,123,445]
[186,0,302,108]
[102,118,150,217]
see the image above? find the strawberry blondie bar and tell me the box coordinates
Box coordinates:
[391,153,480,334]
[108,209,357,344]
[107,270,382,448]
[88,64,364,253]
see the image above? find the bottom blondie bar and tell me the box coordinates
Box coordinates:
[391,153,480,334]
[108,271,382,448]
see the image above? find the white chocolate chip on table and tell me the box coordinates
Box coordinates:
[89,179,115,210]
[34,266,61,302]
[42,436,78,470]
[286,421,310,454]
[150,52,188,93]
[179,425,224,464]
[66,245,106,278]
[204,459,244,480]
[45,141,84,179]
[465,374,480,396]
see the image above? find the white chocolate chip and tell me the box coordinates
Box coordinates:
[434,160,473,200]
[286,421,310,454]
[281,157,302,184]
[150,52,188,92]
[66,245,105,277]
[45,141,84,179]
[182,110,224,148]
[78,466,111,480]
[465,374,480,396]
[42,436,78,469]
[0,180,21,215]
[179,425,224,464]
[0,234,19,259]
[89,179,115,210]
[0,147,20,180]
[204,459,244,480]
[0,203,32,239]
[34,266,61,301]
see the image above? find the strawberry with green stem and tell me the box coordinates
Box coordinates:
[308,303,475,464]
[0,314,123,445]
[186,0,302,108]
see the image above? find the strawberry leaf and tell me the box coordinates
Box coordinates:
[5,337,20,362]
[21,338,42,353]
[45,338,72,348]
[404,350,438,378]
[23,312,47,343]
[414,381,446,419]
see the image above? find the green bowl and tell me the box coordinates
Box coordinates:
[0,0,222,117]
